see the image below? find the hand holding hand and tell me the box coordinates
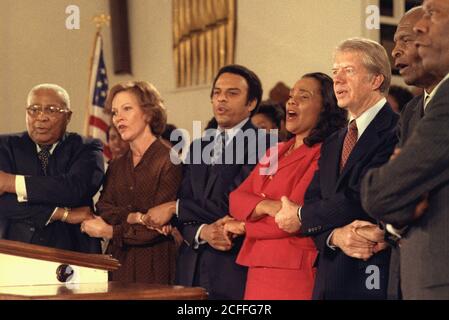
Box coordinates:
[354,224,389,254]
[142,201,176,228]
[127,212,145,225]
[331,220,377,260]
[223,219,245,242]
[81,216,113,239]
[200,218,233,251]
[274,196,301,233]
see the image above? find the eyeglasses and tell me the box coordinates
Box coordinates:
[26,104,71,117]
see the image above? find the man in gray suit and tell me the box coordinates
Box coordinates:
[380,6,443,300]
[361,0,449,299]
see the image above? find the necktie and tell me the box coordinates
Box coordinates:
[38,144,52,175]
[340,120,358,172]
[211,131,227,165]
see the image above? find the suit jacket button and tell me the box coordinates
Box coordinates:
[30,227,35,232]
[261,193,266,198]
[269,176,273,180]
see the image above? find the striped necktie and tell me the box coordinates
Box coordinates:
[340,120,358,172]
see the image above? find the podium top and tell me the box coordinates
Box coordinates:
[0,239,120,271]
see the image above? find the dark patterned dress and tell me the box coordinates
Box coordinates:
[97,139,182,283]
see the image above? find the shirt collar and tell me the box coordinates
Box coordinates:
[425,72,449,109]
[216,117,249,144]
[36,143,58,155]
[349,97,386,141]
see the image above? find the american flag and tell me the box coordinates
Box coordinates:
[85,33,111,160]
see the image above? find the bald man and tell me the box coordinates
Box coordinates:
[0,84,104,253]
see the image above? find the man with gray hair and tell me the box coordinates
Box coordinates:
[0,84,104,253]
[275,38,398,299]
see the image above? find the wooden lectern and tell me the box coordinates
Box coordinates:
[0,239,206,300]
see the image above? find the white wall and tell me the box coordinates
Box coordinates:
[1,0,371,136]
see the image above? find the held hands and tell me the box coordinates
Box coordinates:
[274,196,301,233]
[141,201,177,228]
[330,220,388,261]
[354,224,389,254]
[126,211,176,236]
[124,202,176,228]
[223,218,246,242]
[127,212,145,225]
[200,215,234,251]
[81,216,113,239]
[66,207,95,224]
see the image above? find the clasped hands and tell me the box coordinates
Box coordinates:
[267,196,389,261]
[126,201,183,246]
[126,201,176,235]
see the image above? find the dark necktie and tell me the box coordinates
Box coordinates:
[211,131,227,165]
[38,144,52,175]
[340,120,358,172]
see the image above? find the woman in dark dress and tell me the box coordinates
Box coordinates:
[82,81,182,283]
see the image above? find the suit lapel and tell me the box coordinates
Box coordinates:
[409,96,424,131]
[274,140,308,171]
[322,130,345,190]
[338,105,393,184]
[203,120,256,197]
[14,133,41,175]
[203,136,218,197]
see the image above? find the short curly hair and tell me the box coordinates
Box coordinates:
[105,81,167,136]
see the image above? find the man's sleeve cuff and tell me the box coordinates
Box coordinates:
[385,223,407,238]
[175,199,179,217]
[45,207,59,226]
[193,224,207,249]
[15,175,28,202]
[326,230,337,250]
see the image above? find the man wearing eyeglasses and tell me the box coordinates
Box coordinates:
[0,84,104,253]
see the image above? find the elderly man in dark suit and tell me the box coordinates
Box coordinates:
[362,0,449,299]
[0,84,104,253]
[275,38,398,299]
[136,65,273,299]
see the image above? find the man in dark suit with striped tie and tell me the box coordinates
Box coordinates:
[362,0,449,299]
[0,84,104,253]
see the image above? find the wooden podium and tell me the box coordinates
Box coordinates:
[0,239,206,300]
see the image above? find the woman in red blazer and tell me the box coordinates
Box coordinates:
[227,72,347,299]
